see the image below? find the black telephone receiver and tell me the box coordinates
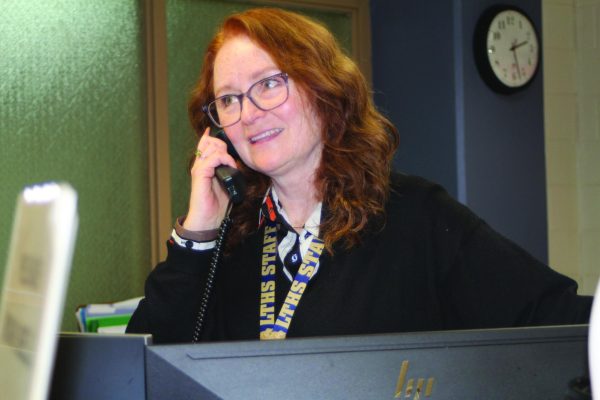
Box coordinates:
[210,128,246,204]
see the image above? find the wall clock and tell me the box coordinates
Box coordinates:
[474,6,540,94]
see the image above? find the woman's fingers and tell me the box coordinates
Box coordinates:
[184,128,239,231]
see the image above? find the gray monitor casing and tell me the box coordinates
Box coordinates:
[145,325,589,399]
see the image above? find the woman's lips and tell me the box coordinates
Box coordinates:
[249,128,283,144]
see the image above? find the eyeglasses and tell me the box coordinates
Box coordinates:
[203,72,289,128]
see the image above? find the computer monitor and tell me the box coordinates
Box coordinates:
[0,183,78,400]
[146,325,589,399]
[50,332,150,400]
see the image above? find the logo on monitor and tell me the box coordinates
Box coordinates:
[394,360,435,399]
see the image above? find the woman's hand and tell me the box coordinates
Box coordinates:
[183,128,239,231]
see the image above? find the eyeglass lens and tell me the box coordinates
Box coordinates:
[207,73,288,128]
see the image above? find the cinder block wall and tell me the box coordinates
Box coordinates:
[543,0,600,295]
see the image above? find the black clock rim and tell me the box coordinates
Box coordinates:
[473,4,541,95]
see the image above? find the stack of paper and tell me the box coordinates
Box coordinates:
[76,297,142,333]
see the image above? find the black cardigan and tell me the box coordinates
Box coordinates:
[127,173,592,343]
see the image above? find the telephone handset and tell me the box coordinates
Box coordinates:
[210,128,246,204]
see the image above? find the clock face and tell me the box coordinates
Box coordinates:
[485,9,539,88]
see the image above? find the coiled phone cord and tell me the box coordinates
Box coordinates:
[192,200,234,343]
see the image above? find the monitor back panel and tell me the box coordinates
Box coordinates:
[50,333,150,400]
[146,325,588,400]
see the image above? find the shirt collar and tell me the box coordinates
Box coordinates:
[259,187,322,238]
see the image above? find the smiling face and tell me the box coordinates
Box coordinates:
[213,35,323,186]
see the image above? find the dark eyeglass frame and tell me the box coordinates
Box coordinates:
[202,72,289,128]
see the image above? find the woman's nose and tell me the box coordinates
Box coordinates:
[240,96,265,124]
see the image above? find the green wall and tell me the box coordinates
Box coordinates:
[0,0,352,332]
[0,0,149,331]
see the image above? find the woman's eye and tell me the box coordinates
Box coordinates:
[219,95,238,108]
[262,78,281,90]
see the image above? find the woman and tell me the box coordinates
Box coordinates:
[127,8,592,343]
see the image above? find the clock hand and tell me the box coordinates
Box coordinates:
[510,40,528,51]
[511,47,522,79]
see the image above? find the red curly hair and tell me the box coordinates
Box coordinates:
[188,8,399,253]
